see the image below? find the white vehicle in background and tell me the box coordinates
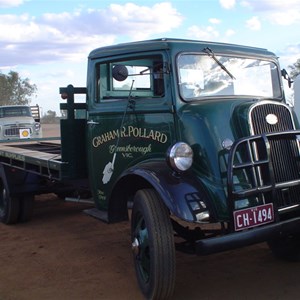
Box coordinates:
[0,105,42,140]
[294,75,300,114]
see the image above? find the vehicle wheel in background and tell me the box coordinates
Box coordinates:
[0,179,20,224]
[19,195,34,222]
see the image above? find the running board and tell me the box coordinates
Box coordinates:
[65,197,94,204]
[83,208,109,223]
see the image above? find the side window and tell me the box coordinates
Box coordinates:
[95,55,165,102]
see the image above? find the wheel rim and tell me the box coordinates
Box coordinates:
[132,213,150,283]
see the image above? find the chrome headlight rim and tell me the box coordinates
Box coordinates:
[167,142,193,172]
[34,122,41,132]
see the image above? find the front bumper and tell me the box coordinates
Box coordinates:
[196,216,300,255]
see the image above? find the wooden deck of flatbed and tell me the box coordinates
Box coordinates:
[0,139,65,180]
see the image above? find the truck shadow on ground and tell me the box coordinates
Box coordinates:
[174,243,300,300]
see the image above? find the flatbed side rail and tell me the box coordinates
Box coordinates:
[0,142,66,180]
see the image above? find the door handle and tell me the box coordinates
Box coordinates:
[87,120,100,125]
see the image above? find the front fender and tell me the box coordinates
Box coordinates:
[120,161,215,223]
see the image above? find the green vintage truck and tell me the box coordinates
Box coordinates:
[0,38,300,299]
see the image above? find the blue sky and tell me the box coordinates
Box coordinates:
[0,0,299,114]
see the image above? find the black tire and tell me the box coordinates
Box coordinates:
[19,195,34,222]
[0,179,20,224]
[131,189,176,300]
[268,234,300,261]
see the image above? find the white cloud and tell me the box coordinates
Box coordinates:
[246,16,261,30]
[187,25,219,41]
[187,25,236,42]
[0,2,183,67]
[40,2,182,39]
[278,44,300,68]
[0,0,24,7]
[270,10,300,26]
[219,0,236,9]
[241,0,300,25]
[209,18,221,24]
[241,0,299,11]
[225,29,236,37]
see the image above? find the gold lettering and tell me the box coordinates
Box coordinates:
[141,128,147,138]
[120,126,127,137]
[112,130,119,138]
[92,126,168,147]
[160,133,168,143]
[154,131,161,141]
[148,130,155,140]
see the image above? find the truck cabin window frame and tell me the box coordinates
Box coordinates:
[177,53,282,101]
[0,106,32,118]
[95,55,165,102]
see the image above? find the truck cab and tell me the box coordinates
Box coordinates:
[84,39,300,223]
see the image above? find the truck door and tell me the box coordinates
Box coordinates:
[86,52,175,210]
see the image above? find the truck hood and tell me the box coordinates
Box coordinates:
[178,99,252,176]
[177,98,290,219]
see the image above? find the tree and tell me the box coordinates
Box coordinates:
[288,58,300,80]
[41,110,60,124]
[0,71,37,106]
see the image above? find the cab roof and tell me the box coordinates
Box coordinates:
[88,38,276,60]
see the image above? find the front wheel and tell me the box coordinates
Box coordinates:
[131,189,176,300]
[268,233,300,261]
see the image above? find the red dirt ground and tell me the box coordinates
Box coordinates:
[0,124,300,299]
[1,195,300,300]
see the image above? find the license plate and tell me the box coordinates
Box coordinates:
[233,203,274,231]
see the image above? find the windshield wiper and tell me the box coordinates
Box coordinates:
[203,47,236,80]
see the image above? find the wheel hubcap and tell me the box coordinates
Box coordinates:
[132,238,140,256]
[132,217,150,282]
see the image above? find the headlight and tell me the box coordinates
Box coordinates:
[167,142,193,172]
[34,122,41,132]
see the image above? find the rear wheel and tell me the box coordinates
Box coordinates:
[0,179,20,224]
[268,234,300,261]
[131,189,176,299]
[19,195,34,222]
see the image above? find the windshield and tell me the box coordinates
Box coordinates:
[178,54,281,100]
[0,106,32,118]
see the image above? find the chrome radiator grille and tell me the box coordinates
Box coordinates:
[250,102,300,209]
[250,103,294,133]
[4,126,32,137]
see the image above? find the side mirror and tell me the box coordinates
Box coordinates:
[281,69,293,88]
[112,65,128,81]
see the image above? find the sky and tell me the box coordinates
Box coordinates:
[0,0,300,115]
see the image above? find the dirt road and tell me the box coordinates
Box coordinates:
[1,195,300,300]
[41,123,60,138]
[0,124,300,299]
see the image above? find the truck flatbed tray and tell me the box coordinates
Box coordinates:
[0,140,64,180]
